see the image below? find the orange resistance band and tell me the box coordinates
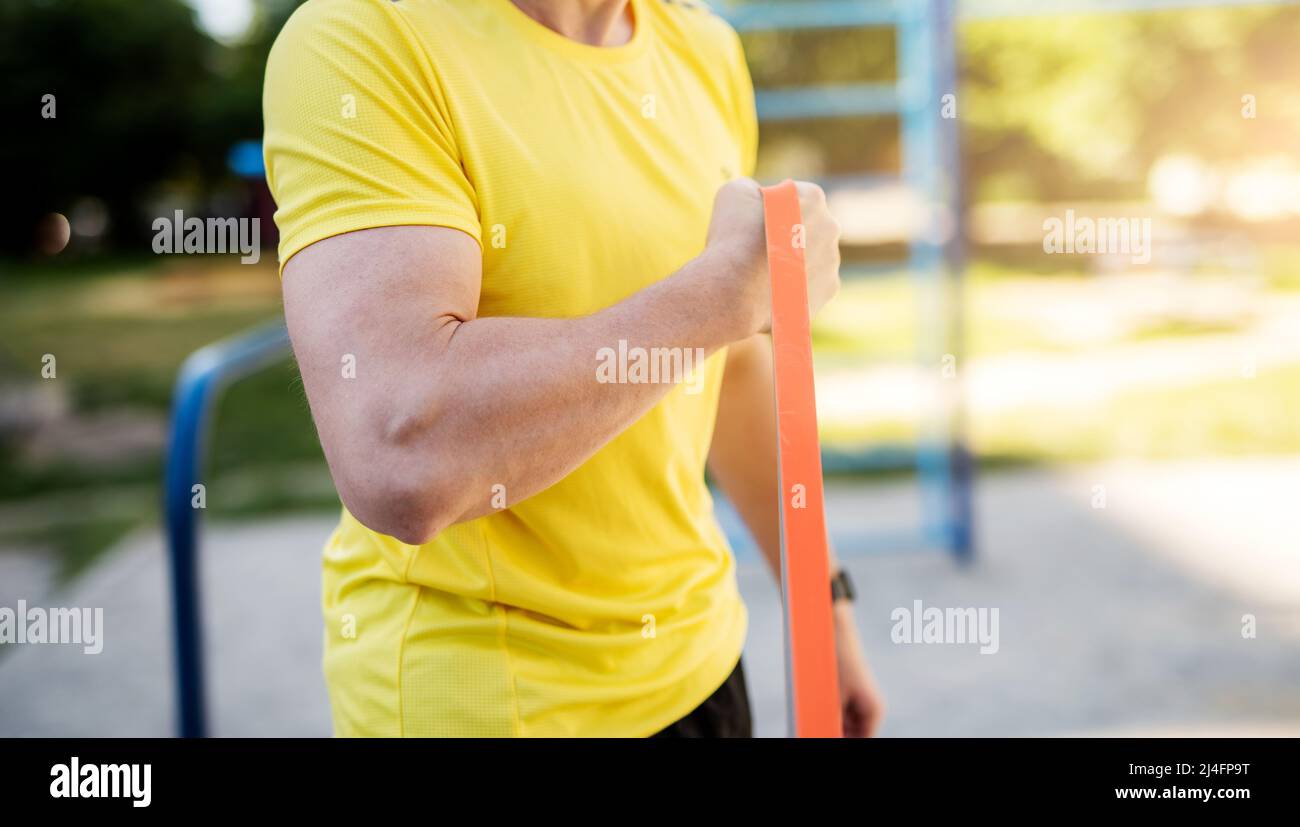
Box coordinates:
[761,180,843,738]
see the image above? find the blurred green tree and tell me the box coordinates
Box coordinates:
[4,0,1297,257]
[961,6,1300,202]
[2,0,216,254]
[0,0,306,257]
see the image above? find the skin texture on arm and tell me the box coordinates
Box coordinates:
[707,334,783,576]
[281,178,839,546]
[707,333,886,736]
[283,223,756,545]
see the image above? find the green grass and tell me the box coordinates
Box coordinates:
[815,261,1270,369]
[812,270,1083,367]
[6,517,142,583]
[1262,245,1300,292]
[1127,317,1247,341]
[4,252,1300,577]
[811,256,1300,465]
[816,364,1300,468]
[974,365,1300,462]
[821,362,1300,465]
[0,257,335,576]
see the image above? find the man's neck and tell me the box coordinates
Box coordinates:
[511,0,635,47]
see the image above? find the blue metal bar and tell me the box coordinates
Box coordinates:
[715,483,932,562]
[723,0,1300,31]
[814,172,901,191]
[755,82,900,121]
[838,262,912,280]
[962,0,1298,17]
[897,0,942,555]
[821,443,920,474]
[733,0,973,561]
[164,321,292,737]
[934,0,975,563]
[723,0,899,31]
[897,0,970,560]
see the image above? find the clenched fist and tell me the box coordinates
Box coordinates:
[703,177,842,339]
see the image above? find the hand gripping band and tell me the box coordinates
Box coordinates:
[761,180,842,738]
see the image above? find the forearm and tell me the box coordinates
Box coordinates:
[708,336,783,579]
[708,335,840,584]
[376,245,753,536]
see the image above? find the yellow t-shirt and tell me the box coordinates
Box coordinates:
[263,0,758,736]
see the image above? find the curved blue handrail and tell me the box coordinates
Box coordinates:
[163,320,291,737]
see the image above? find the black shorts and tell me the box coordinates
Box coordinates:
[651,659,752,738]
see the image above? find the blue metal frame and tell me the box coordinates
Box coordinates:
[723,0,973,561]
[965,0,1298,16]
[755,83,899,121]
[719,0,1300,572]
[936,0,976,560]
[724,0,899,31]
[164,321,291,737]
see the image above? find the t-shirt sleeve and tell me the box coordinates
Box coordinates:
[262,0,481,271]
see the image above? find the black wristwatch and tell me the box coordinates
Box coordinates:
[830,569,855,604]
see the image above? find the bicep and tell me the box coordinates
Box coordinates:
[281,225,481,483]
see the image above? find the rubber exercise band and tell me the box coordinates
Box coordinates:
[762,180,842,738]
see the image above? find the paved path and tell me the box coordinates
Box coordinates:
[2,458,1298,737]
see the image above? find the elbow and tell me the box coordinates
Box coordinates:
[334,397,471,544]
[378,504,446,547]
[344,467,462,546]
[353,403,466,544]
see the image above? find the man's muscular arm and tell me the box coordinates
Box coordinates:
[282,179,840,545]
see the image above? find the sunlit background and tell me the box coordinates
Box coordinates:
[190,0,256,40]
[1,0,1297,737]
